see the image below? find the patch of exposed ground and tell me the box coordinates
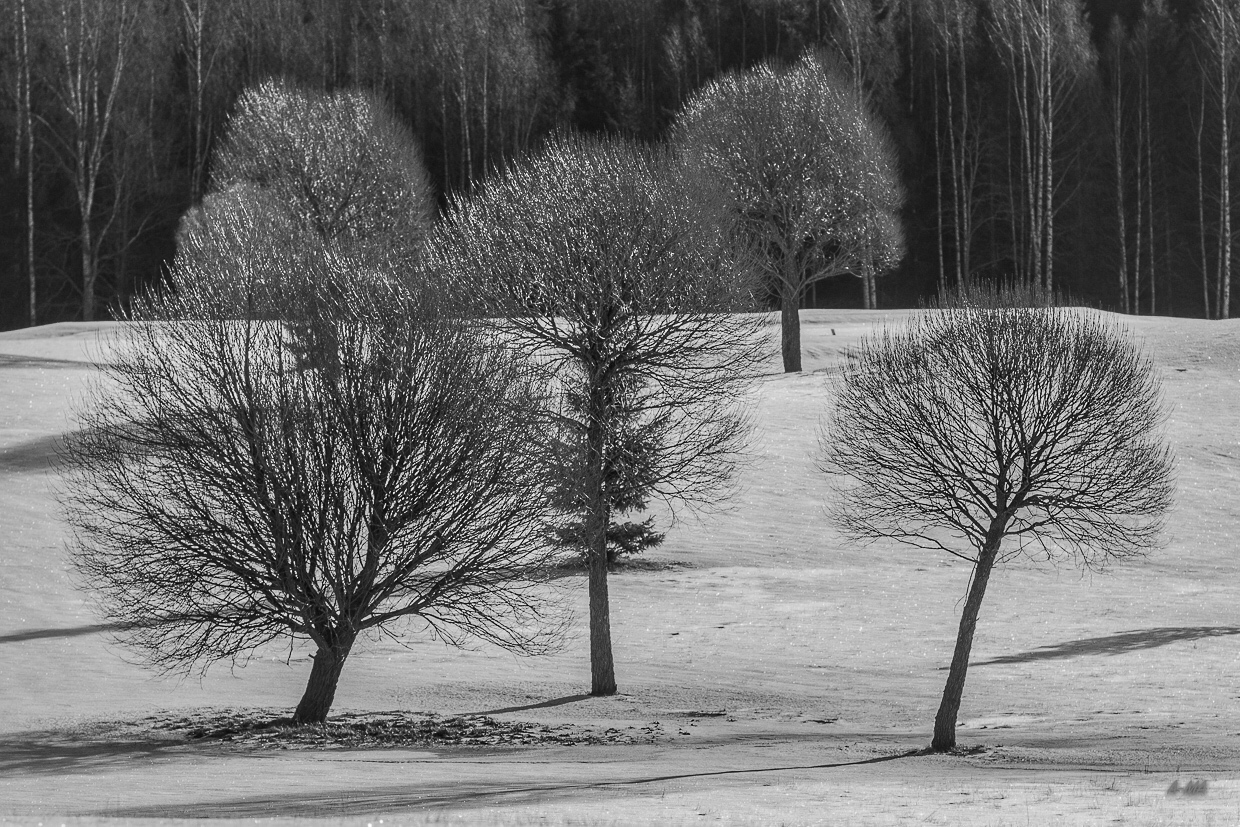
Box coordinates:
[125,708,666,750]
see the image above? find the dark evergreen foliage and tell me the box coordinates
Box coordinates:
[545,383,667,567]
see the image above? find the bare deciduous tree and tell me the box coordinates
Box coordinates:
[66,254,561,724]
[820,286,1174,752]
[673,49,905,372]
[427,132,765,697]
[65,83,561,725]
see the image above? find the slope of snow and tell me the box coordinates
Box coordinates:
[1,310,1238,825]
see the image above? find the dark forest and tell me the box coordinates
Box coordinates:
[2,0,1235,329]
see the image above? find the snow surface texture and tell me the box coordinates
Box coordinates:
[1,310,1238,825]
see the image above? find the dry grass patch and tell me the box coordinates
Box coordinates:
[138,707,663,750]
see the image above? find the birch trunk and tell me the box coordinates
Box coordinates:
[18,0,35,325]
[1198,74,1211,318]
[1111,29,1129,314]
[1220,7,1232,320]
[57,0,131,322]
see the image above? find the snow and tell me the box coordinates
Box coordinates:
[2,309,1239,825]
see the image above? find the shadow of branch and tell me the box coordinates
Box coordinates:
[0,729,186,776]
[971,626,1240,667]
[95,748,924,818]
[0,621,142,645]
[467,694,593,716]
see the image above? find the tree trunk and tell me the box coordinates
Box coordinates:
[19,0,35,326]
[934,73,946,292]
[955,4,973,290]
[1220,10,1232,321]
[1040,1,1054,295]
[1132,91,1143,314]
[931,528,1002,752]
[585,387,616,696]
[181,0,208,203]
[946,52,966,294]
[293,633,355,724]
[81,221,95,322]
[1198,74,1211,318]
[780,290,801,373]
[1141,45,1155,315]
[588,525,616,695]
[1112,33,1129,314]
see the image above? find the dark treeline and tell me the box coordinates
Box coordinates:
[2,0,1237,329]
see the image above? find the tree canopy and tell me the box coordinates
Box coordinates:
[675,49,905,371]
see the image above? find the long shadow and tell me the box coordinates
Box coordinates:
[469,694,592,716]
[94,749,923,819]
[0,353,99,370]
[0,433,64,472]
[0,621,133,645]
[972,626,1240,667]
[0,731,186,776]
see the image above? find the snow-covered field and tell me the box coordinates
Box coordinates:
[2,309,1239,826]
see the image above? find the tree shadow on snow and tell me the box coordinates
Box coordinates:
[0,621,141,644]
[0,729,186,776]
[95,749,923,819]
[971,626,1240,667]
[0,432,65,473]
[468,694,593,716]
[0,353,99,370]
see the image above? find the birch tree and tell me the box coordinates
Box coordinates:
[1104,18,1131,313]
[1193,0,1240,319]
[47,0,138,321]
[918,0,985,292]
[409,0,553,193]
[177,0,235,203]
[13,0,36,325]
[985,0,1094,293]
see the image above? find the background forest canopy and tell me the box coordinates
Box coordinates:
[2,0,1237,330]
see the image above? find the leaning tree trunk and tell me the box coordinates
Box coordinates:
[293,630,356,724]
[932,525,1004,752]
[780,288,801,373]
[584,388,617,696]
